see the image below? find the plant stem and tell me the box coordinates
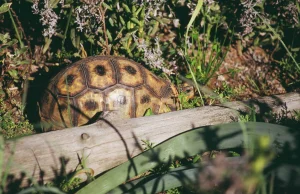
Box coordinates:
[5,0,24,48]
[257,13,300,72]
[184,0,204,105]
[62,6,73,50]
[99,4,110,55]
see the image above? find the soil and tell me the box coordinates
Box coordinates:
[206,45,289,100]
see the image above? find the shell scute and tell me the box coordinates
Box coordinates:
[75,89,105,126]
[50,97,75,129]
[114,59,144,87]
[56,65,86,97]
[145,70,171,98]
[85,59,117,89]
[104,85,134,118]
[134,86,163,116]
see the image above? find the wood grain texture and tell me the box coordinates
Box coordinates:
[4,92,300,186]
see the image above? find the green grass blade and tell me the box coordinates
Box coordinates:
[76,122,295,194]
[183,0,204,105]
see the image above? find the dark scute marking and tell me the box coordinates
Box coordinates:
[140,95,151,104]
[66,74,75,86]
[95,65,106,76]
[125,65,137,75]
[59,104,67,111]
[84,100,99,111]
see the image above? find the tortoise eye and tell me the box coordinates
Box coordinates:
[95,65,106,76]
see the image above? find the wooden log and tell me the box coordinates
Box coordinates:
[3,92,300,186]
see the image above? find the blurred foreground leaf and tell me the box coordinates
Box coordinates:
[77,122,296,194]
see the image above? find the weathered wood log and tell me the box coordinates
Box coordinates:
[3,92,300,186]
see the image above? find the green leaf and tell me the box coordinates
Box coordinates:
[135,6,143,16]
[106,29,112,42]
[127,26,139,34]
[126,21,132,30]
[130,17,140,26]
[132,5,137,16]
[0,3,11,14]
[192,154,201,163]
[70,28,77,48]
[228,151,240,157]
[75,35,81,49]
[149,21,159,36]
[102,2,112,11]
[185,74,192,79]
[15,47,28,56]
[291,47,300,52]
[0,33,10,43]
[120,35,130,43]
[108,17,114,26]
[129,42,137,51]
[119,15,125,26]
[17,60,31,65]
[122,3,131,13]
[17,186,65,194]
[42,38,52,54]
[76,122,295,194]
[2,39,18,47]
[143,108,153,116]
[109,164,200,194]
[84,33,95,44]
[8,69,19,80]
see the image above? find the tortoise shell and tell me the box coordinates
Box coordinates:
[40,56,176,130]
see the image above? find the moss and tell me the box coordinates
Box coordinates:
[0,97,34,139]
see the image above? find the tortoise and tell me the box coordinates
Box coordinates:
[40,56,177,130]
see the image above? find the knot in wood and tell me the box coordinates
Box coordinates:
[81,133,90,140]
